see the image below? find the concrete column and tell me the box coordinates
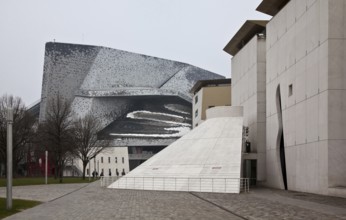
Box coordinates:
[6,108,13,210]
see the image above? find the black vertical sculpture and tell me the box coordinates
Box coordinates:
[276,85,288,190]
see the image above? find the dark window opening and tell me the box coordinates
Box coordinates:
[288,84,293,97]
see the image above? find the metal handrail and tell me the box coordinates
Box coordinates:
[100,176,250,193]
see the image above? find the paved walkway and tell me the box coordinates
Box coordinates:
[0,183,88,202]
[1,182,346,220]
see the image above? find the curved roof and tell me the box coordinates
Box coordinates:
[43,42,223,103]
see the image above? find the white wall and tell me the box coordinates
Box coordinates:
[192,89,203,128]
[76,147,130,177]
[324,0,346,190]
[231,36,267,182]
[265,0,346,195]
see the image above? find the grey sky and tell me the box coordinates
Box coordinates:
[0,0,270,105]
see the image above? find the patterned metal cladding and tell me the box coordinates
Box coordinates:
[39,42,223,141]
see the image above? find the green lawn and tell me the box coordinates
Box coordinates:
[0,198,41,219]
[0,177,97,187]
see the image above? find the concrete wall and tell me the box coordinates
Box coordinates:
[265,0,346,195]
[231,36,266,182]
[206,106,243,119]
[324,0,346,192]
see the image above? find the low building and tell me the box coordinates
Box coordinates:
[190,79,232,128]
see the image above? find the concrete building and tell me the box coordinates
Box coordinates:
[224,20,267,184]
[39,42,223,175]
[190,79,232,128]
[225,0,346,197]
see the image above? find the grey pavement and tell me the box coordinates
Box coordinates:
[1,181,346,220]
[0,183,88,202]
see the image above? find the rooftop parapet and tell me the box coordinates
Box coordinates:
[224,20,268,56]
[256,0,290,16]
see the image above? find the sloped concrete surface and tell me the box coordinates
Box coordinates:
[109,115,243,193]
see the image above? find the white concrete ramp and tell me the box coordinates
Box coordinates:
[109,107,244,193]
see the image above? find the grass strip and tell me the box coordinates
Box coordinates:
[0,177,97,187]
[0,198,41,219]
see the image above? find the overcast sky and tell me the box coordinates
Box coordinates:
[0,0,270,106]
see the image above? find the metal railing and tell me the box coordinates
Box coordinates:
[100,176,250,193]
[100,176,121,187]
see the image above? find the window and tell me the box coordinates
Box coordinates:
[195,95,198,104]
[289,84,293,96]
[122,157,124,164]
[115,157,117,163]
[195,109,198,118]
[108,157,111,163]
[87,168,89,175]
[101,157,103,163]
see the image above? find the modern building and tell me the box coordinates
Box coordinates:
[190,79,232,128]
[224,20,267,185]
[225,0,346,197]
[39,42,223,174]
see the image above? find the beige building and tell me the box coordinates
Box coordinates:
[225,0,346,197]
[190,79,232,128]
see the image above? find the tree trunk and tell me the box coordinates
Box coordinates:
[54,159,58,179]
[59,158,63,183]
[82,160,88,180]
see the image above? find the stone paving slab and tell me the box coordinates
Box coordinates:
[0,183,88,202]
[2,182,346,220]
[194,188,346,220]
[4,181,242,220]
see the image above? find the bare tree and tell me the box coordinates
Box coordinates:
[0,94,35,176]
[104,105,129,121]
[72,113,111,179]
[39,94,74,183]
